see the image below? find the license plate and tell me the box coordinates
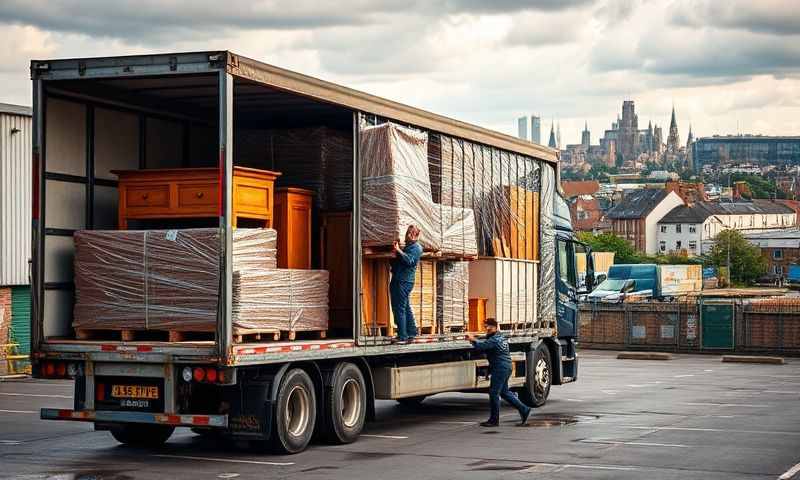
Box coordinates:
[111,385,159,400]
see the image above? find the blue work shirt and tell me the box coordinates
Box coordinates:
[390,241,423,284]
[471,332,512,372]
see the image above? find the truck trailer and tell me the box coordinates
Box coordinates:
[30,51,594,453]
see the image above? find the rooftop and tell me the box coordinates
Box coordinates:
[561,180,600,198]
[660,199,795,224]
[0,103,32,117]
[606,188,669,220]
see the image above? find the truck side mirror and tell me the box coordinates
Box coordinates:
[585,272,595,292]
[622,279,636,293]
[596,274,607,284]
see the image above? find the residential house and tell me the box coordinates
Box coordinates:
[745,229,800,280]
[606,188,683,254]
[657,199,797,256]
[561,180,600,199]
[569,195,608,232]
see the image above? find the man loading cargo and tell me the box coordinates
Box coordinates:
[467,319,531,427]
[390,225,423,343]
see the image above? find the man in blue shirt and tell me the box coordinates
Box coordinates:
[390,225,423,343]
[468,318,531,427]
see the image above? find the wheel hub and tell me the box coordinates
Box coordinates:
[535,357,549,395]
[341,378,362,428]
[286,385,310,437]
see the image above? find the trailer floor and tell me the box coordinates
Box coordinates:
[2,350,799,480]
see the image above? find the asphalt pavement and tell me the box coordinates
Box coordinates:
[1,350,799,480]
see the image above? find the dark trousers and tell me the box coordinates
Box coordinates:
[489,368,529,422]
[390,280,417,340]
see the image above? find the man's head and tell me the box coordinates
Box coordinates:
[405,224,421,244]
[484,317,498,334]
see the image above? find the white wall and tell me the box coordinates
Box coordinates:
[656,223,703,256]
[644,191,683,254]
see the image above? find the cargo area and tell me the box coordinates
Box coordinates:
[32,52,559,363]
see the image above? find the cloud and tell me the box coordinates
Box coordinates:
[504,10,585,46]
[670,0,800,36]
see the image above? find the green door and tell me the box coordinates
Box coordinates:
[701,302,734,349]
[10,286,31,355]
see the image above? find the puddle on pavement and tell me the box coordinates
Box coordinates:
[520,414,600,428]
[24,472,133,480]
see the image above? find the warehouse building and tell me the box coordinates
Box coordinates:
[0,102,32,373]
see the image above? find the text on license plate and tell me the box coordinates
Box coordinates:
[111,385,159,399]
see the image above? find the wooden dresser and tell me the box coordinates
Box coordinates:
[113,167,281,229]
[274,187,314,269]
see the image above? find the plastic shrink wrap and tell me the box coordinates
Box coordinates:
[232,269,329,332]
[73,228,277,332]
[269,127,353,211]
[437,261,469,330]
[360,122,440,250]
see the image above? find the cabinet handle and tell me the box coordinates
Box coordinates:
[196,192,204,198]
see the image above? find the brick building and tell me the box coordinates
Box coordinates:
[606,189,683,253]
[569,195,607,232]
[745,229,800,280]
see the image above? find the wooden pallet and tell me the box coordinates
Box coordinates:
[362,246,442,260]
[233,328,327,343]
[442,324,466,333]
[74,328,214,342]
[498,322,534,331]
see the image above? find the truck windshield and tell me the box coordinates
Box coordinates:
[597,265,657,292]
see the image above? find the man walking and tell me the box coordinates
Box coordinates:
[390,225,423,343]
[468,318,531,427]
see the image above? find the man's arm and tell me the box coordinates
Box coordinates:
[470,335,498,352]
[396,244,422,267]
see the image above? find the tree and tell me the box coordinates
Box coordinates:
[577,232,640,264]
[704,229,767,285]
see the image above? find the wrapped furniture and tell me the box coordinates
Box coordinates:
[360,123,440,250]
[437,261,469,331]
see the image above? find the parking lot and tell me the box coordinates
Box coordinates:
[1,350,799,480]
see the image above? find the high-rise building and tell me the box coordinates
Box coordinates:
[556,122,562,149]
[581,121,590,147]
[531,115,541,145]
[517,116,528,140]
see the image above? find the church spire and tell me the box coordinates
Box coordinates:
[667,104,680,154]
[548,122,557,149]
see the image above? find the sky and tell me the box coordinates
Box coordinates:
[0,0,798,146]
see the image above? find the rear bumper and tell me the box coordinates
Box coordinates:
[40,408,228,428]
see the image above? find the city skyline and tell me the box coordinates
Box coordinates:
[0,1,798,147]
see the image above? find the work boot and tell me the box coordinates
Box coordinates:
[480,420,499,427]
[518,407,531,426]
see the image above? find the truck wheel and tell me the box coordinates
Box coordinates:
[396,395,426,407]
[271,368,317,454]
[109,424,174,447]
[322,362,366,444]
[520,343,551,408]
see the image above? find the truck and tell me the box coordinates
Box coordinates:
[29,51,594,453]
[586,263,701,303]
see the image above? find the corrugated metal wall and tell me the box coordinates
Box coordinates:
[0,112,32,285]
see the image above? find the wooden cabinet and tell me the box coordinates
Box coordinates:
[321,212,353,331]
[469,297,488,332]
[274,187,314,269]
[113,167,280,229]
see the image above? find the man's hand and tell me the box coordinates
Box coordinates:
[466,334,476,343]
[393,241,402,253]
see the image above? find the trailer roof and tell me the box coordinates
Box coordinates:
[32,51,557,164]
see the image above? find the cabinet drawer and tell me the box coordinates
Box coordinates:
[126,185,170,208]
[235,183,271,214]
[178,183,218,208]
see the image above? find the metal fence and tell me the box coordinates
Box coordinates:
[579,298,800,355]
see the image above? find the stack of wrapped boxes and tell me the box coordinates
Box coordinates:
[72,228,330,338]
[360,122,476,333]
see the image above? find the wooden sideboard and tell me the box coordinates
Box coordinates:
[274,187,314,269]
[113,167,281,229]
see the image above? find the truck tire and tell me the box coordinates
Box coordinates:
[109,424,174,447]
[322,362,366,444]
[520,343,551,408]
[271,368,317,454]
